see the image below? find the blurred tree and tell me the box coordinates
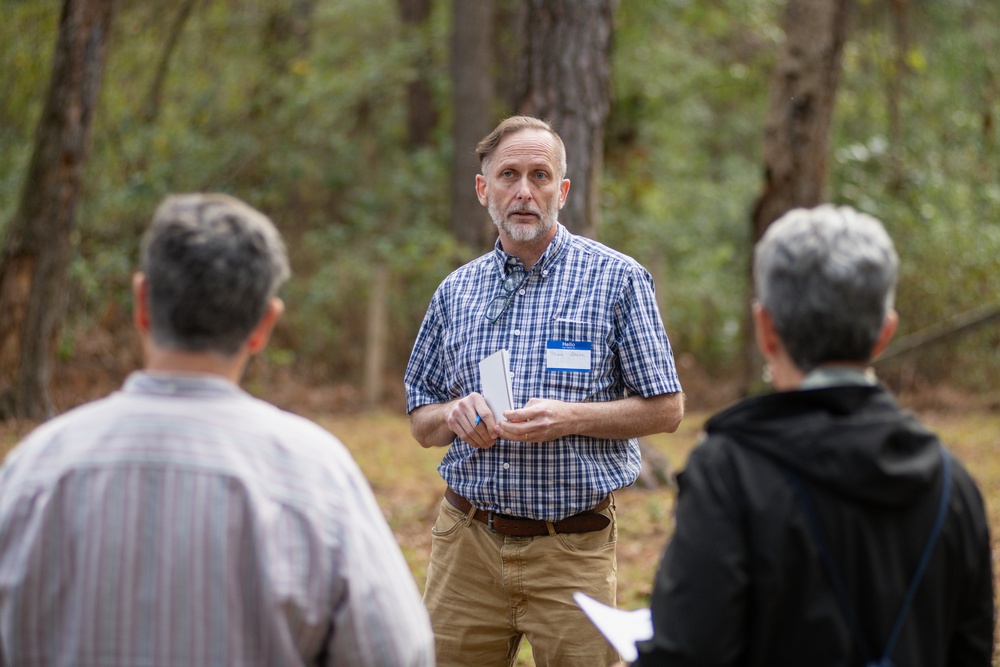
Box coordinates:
[358,0,445,407]
[515,0,617,238]
[256,0,318,113]
[752,0,855,239]
[2,0,995,406]
[398,0,439,147]
[449,0,495,247]
[743,0,855,391]
[0,0,116,420]
[886,0,910,192]
[142,0,197,123]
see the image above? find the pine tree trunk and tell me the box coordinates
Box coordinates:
[741,0,855,394]
[515,0,617,239]
[0,0,116,420]
[449,0,496,248]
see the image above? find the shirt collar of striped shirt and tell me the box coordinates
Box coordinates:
[489,222,570,279]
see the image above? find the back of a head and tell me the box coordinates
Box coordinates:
[753,205,899,372]
[142,193,290,356]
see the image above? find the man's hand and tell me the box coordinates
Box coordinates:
[445,393,500,449]
[410,394,500,449]
[496,392,684,443]
[496,398,566,443]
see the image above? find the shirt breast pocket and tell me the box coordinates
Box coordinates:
[542,319,612,401]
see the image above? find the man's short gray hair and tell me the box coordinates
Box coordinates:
[476,115,568,180]
[141,193,290,356]
[753,204,899,372]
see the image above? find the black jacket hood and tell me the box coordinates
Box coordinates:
[703,385,941,507]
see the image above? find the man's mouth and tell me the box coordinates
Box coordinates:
[508,208,540,220]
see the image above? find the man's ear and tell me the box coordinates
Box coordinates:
[132,273,150,333]
[557,178,571,209]
[475,174,489,207]
[246,298,285,355]
[870,309,899,361]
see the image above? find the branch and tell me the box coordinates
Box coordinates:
[876,302,1000,363]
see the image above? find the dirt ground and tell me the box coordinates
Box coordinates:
[2,353,998,666]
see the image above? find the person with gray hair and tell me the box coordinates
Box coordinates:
[141,193,291,356]
[0,193,435,666]
[629,205,993,666]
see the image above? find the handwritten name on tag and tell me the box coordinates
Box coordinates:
[545,340,591,373]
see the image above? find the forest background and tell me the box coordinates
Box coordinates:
[1,1,999,664]
[1,0,998,415]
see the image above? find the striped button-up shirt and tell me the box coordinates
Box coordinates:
[405,224,682,521]
[0,372,434,667]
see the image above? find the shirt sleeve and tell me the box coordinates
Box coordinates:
[323,455,435,666]
[404,288,450,414]
[614,266,682,398]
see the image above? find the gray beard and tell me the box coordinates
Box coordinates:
[489,199,557,242]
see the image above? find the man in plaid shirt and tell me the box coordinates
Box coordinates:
[405,116,685,666]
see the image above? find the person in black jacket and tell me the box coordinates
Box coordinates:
[631,205,994,666]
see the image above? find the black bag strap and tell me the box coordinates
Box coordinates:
[783,448,952,667]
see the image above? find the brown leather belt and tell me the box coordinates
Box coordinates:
[444,487,611,537]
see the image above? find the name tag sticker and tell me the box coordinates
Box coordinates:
[545,340,592,372]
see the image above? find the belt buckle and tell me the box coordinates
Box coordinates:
[487,511,495,531]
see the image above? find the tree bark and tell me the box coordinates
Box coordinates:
[398,0,438,147]
[515,0,617,239]
[449,0,495,247]
[887,0,910,193]
[741,0,855,393]
[363,262,390,409]
[0,0,116,420]
[751,0,855,240]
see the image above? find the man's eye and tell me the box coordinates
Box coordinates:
[501,170,514,178]
[534,172,548,180]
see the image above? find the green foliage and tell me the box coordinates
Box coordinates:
[603,0,781,370]
[0,2,59,234]
[832,0,1000,392]
[1,0,996,394]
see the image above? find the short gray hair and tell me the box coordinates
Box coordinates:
[141,193,290,356]
[753,205,899,372]
[476,115,568,180]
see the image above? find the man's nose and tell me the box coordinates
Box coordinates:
[515,176,533,200]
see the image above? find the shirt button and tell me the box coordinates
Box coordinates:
[505,507,513,514]
[513,329,521,336]
[518,288,526,295]
[503,462,510,470]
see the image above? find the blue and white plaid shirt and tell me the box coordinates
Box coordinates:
[405,224,682,521]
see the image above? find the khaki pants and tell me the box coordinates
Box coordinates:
[423,495,620,667]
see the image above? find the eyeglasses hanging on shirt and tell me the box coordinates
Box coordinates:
[485,265,528,324]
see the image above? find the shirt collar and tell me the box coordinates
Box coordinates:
[123,370,246,398]
[799,366,878,390]
[490,222,570,277]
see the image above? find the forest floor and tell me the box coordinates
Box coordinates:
[1,355,998,666]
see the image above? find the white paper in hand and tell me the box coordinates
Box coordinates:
[573,591,652,662]
[478,349,513,422]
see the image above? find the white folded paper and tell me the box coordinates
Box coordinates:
[573,591,652,662]
[478,349,514,422]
